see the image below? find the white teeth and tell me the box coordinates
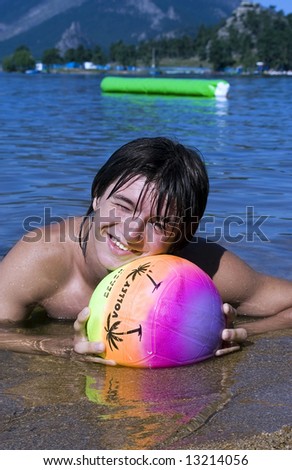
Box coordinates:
[112,238,128,251]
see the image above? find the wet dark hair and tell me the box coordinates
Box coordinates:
[79,137,209,254]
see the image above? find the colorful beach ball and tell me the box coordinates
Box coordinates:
[87,255,224,368]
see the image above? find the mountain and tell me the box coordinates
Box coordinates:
[0,0,242,59]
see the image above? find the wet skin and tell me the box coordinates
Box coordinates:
[0,178,291,362]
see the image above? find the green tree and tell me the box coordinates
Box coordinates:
[136,41,155,67]
[194,26,211,62]
[2,45,35,72]
[91,45,107,65]
[74,45,92,63]
[2,56,16,72]
[209,39,234,70]
[109,40,137,66]
[42,48,63,71]
[63,48,77,63]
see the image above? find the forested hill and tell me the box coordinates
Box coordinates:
[0,0,241,59]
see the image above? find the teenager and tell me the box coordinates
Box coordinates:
[1,137,291,363]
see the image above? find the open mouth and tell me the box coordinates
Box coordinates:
[108,234,141,255]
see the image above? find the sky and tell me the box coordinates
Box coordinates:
[258,1,292,14]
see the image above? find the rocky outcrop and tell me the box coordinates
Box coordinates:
[0,0,88,42]
[0,0,242,58]
[56,21,92,56]
[218,1,264,38]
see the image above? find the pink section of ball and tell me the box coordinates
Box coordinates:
[133,261,224,368]
[88,255,225,368]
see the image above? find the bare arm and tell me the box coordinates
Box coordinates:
[0,233,115,364]
[0,232,76,357]
[0,325,73,357]
[213,251,292,334]
[179,238,292,335]
[0,234,64,323]
[0,318,114,363]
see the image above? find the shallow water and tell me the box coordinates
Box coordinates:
[0,352,229,449]
[0,329,291,450]
[0,73,291,449]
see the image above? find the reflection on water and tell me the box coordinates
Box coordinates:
[0,315,234,449]
[85,365,227,418]
[84,363,234,448]
[98,92,230,144]
[0,336,234,449]
[1,332,291,450]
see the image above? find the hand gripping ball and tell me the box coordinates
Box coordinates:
[87,255,225,368]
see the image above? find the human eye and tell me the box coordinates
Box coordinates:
[154,223,164,234]
[150,218,166,233]
[116,203,130,211]
[152,216,179,239]
[112,197,133,212]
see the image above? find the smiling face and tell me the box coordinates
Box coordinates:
[89,177,179,272]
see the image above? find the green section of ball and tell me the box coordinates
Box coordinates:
[87,267,124,342]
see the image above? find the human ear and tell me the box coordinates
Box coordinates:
[92,197,99,211]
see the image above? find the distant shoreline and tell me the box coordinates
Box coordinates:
[1,68,292,78]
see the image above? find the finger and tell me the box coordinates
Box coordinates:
[80,356,117,366]
[73,307,90,334]
[222,303,237,327]
[74,340,105,355]
[222,327,248,343]
[223,303,236,315]
[71,351,116,366]
[215,345,241,357]
[223,303,237,315]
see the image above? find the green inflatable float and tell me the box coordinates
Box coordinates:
[100,76,230,98]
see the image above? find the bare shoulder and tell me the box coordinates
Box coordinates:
[0,220,77,322]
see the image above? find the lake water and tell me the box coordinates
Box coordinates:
[0,73,291,451]
[0,72,291,278]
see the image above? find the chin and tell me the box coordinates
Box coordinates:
[99,253,136,272]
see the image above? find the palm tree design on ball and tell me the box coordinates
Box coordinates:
[105,262,163,351]
[126,262,163,293]
[105,313,142,351]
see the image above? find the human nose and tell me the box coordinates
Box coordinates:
[124,217,145,243]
